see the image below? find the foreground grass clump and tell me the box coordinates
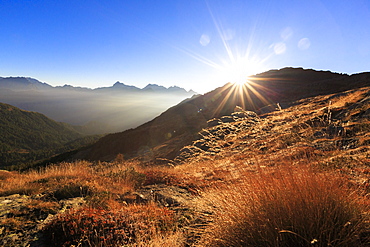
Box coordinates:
[200,166,369,247]
[42,203,181,247]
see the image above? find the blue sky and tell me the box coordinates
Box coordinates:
[1,0,369,93]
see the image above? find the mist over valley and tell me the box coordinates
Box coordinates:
[0,77,196,134]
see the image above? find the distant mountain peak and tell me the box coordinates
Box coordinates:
[143,84,195,94]
[143,84,167,91]
[112,81,126,87]
[111,81,140,90]
[0,76,52,90]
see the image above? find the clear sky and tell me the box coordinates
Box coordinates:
[1,0,369,93]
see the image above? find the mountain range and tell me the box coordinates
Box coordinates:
[0,77,196,134]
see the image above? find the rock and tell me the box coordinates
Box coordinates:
[153,192,179,207]
[133,192,147,203]
[59,197,85,212]
[231,110,258,120]
[137,184,195,208]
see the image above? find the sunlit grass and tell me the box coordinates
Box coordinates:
[199,165,370,246]
[0,160,188,199]
[2,86,370,246]
[42,203,181,247]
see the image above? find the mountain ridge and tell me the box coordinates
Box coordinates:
[0,76,194,93]
[74,67,370,162]
[0,102,100,168]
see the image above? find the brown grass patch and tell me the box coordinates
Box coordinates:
[199,165,370,246]
[42,203,182,247]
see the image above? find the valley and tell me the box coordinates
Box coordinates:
[0,77,195,134]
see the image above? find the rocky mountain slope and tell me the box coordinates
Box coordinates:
[76,67,370,163]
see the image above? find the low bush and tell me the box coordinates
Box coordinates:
[42,204,179,247]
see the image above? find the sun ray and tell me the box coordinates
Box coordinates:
[174,46,224,70]
[168,2,282,115]
[206,1,236,63]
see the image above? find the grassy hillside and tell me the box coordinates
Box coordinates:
[0,103,100,169]
[1,85,369,246]
[77,68,370,162]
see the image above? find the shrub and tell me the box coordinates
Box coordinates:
[42,204,178,247]
[200,166,370,247]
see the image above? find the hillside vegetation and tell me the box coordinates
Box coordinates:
[0,103,100,169]
[1,83,369,246]
[76,68,370,163]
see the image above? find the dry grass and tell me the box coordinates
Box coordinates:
[42,203,182,247]
[2,88,370,246]
[0,161,187,246]
[0,160,187,200]
[199,165,370,247]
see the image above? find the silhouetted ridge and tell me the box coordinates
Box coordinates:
[76,67,370,162]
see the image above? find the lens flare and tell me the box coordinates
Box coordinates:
[172,1,280,111]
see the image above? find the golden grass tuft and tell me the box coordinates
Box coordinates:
[42,203,182,247]
[0,161,144,198]
[199,165,370,247]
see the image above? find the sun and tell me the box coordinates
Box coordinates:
[234,80,248,86]
[220,56,264,86]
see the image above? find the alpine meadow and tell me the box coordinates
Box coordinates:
[1,1,370,246]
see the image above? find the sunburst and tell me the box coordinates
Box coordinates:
[173,2,277,114]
